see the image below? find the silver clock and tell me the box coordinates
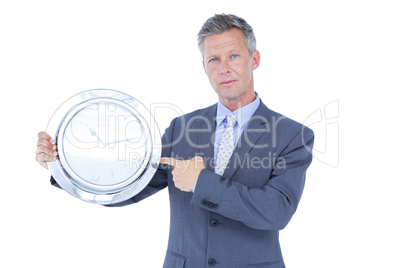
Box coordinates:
[46,89,161,204]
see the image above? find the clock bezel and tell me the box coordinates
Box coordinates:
[46,89,161,205]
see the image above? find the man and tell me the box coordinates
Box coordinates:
[36,14,314,268]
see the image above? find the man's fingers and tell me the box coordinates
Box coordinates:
[36,152,57,162]
[38,131,53,142]
[36,131,57,169]
[36,145,58,157]
[35,152,49,169]
[37,138,56,150]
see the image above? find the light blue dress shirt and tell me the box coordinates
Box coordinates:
[214,93,261,162]
[193,93,260,192]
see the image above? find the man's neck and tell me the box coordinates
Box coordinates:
[219,91,256,112]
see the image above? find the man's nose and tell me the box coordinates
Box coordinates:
[219,59,231,74]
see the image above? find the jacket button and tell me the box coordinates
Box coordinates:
[208,258,216,266]
[210,219,219,226]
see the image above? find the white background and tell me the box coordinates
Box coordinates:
[1,0,401,267]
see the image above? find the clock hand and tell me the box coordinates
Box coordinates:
[86,125,105,145]
[106,138,138,146]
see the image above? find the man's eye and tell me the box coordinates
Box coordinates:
[232,54,239,59]
[210,58,218,63]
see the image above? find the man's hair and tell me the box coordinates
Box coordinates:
[197,14,256,56]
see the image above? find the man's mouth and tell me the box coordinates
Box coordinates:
[220,80,236,85]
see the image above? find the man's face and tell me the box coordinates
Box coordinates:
[202,28,260,104]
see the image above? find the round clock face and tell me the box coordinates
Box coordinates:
[46,90,161,204]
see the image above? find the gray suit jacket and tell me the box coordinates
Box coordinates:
[110,100,314,268]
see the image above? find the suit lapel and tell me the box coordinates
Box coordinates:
[194,101,270,177]
[222,102,269,180]
[196,104,217,172]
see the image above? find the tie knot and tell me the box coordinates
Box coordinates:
[226,113,236,127]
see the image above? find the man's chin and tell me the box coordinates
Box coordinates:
[215,87,240,98]
[215,87,256,106]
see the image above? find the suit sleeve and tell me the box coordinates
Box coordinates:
[190,127,314,231]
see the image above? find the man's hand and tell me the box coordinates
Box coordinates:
[160,156,205,192]
[36,131,58,169]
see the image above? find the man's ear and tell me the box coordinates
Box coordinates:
[202,60,206,73]
[252,50,261,70]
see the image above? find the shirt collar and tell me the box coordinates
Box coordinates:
[216,92,261,128]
